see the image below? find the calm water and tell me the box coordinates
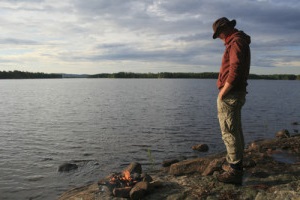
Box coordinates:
[0,79,299,200]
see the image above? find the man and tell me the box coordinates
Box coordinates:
[212,17,251,185]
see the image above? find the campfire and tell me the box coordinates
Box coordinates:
[98,162,160,199]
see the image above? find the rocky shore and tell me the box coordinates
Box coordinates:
[59,131,300,200]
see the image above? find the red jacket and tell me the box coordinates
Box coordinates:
[217,30,251,92]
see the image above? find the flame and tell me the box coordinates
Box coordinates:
[108,171,134,187]
[109,176,116,184]
[122,170,131,181]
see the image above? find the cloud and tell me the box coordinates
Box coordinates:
[0,38,39,45]
[0,0,299,74]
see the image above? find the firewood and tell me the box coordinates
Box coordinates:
[97,178,107,185]
[141,172,153,182]
[112,187,131,198]
[123,162,142,174]
[129,181,149,200]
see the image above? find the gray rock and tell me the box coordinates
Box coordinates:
[162,159,179,167]
[276,129,290,138]
[192,144,209,152]
[169,157,211,175]
[202,157,225,176]
[58,163,78,172]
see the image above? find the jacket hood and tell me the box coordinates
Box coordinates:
[227,29,251,45]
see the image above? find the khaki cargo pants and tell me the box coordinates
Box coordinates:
[217,92,246,164]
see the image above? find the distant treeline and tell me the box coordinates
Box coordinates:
[0,70,61,79]
[90,72,300,80]
[89,72,219,79]
[1,70,300,80]
[248,74,300,80]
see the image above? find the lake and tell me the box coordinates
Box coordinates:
[0,79,299,200]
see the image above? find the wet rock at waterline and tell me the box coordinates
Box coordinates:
[58,163,78,172]
[192,143,209,152]
[276,129,290,139]
[162,159,179,167]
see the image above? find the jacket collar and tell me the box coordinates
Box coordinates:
[225,29,238,44]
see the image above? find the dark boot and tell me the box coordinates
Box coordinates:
[222,163,231,172]
[222,161,243,172]
[217,167,243,185]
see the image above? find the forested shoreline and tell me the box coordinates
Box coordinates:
[0,70,62,79]
[1,70,300,80]
[90,72,300,80]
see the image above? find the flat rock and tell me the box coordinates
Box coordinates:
[169,157,210,176]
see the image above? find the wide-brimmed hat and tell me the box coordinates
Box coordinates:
[212,17,236,39]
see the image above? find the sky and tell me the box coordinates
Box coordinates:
[0,0,300,75]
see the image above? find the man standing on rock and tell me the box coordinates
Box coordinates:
[212,17,251,185]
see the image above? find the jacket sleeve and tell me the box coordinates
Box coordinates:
[226,40,245,86]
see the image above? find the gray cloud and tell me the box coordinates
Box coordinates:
[0,0,299,74]
[64,44,199,64]
[0,38,39,45]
